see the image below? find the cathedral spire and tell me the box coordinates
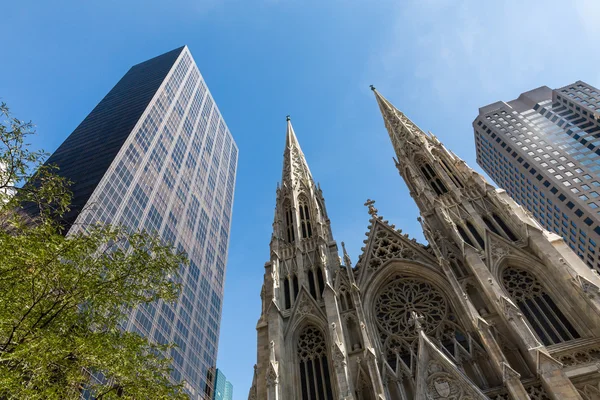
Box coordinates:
[370,86,433,163]
[273,116,335,249]
[282,115,313,188]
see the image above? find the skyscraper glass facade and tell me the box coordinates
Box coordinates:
[43,46,237,399]
[474,81,600,270]
[212,369,233,400]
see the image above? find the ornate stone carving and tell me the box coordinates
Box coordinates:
[366,227,427,271]
[555,347,600,367]
[502,268,543,302]
[526,384,551,400]
[332,343,346,368]
[501,362,521,382]
[365,198,378,216]
[536,350,563,375]
[490,243,510,261]
[489,383,551,400]
[296,298,315,316]
[297,326,326,362]
[266,363,278,387]
[269,340,275,362]
[424,361,479,400]
[577,379,600,400]
[577,275,600,299]
[373,274,469,379]
[330,322,340,345]
[375,278,448,338]
[499,296,522,321]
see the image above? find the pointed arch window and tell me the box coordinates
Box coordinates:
[502,267,579,345]
[457,224,475,248]
[307,268,325,300]
[284,200,295,243]
[482,215,502,236]
[373,275,498,391]
[418,161,448,195]
[308,270,317,299]
[493,213,518,241]
[441,159,464,188]
[299,197,313,239]
[448,253,468,278]
[317,268,325,297]
[284,277,291,309]
[293,275,299,301]
[284,274,299,310]
[297,326,334,400]
[466,221,485,249]
[339,286,354,311]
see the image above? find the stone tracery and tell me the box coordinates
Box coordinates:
[375,278,448,338]
[297,326,326,362]
[502,266,580,345]
[297,326,334,400]
[366,228,428,272]
[373,275,468,374]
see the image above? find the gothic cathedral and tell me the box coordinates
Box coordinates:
[247,88,600,400]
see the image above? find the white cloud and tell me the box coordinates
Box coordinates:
[370,0,600,108]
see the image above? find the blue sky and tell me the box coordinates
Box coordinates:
[2,0,600,397]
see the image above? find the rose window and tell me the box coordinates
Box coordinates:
[375,278,448,338]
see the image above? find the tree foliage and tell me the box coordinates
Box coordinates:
[0,103,189,399]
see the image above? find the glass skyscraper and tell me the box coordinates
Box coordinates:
[33,46,237,399]
[474,81,600,271]
[212,369,233,400]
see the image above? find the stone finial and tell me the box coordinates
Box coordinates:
[331,322,341,345]
[341,241,352,268]
[269,340,275,362]
[364,199,378,216]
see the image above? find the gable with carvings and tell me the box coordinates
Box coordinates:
[284,287,327,338]
[357,220,436,284]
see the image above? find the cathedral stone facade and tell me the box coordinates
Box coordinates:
[247,89,600,399]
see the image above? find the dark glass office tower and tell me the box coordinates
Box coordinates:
[36,46,238,399]
[474,81,600,271]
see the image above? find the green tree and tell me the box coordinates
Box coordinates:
[0,103,189,399]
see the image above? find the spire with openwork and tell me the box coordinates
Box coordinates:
[371,85,434,160]
[281,115,314,190]
[250,117,347,400]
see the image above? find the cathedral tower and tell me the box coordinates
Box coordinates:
[249,93,600,400]
[248,117,353,400]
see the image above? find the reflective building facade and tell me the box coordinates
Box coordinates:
[41,46,238,398]
[212,369,233,400]
[475,81,600,270]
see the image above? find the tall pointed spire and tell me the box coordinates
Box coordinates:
[282,115,313,188]
[370,86,432,161]
[273,115,335,246]
[370,85,396,121]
